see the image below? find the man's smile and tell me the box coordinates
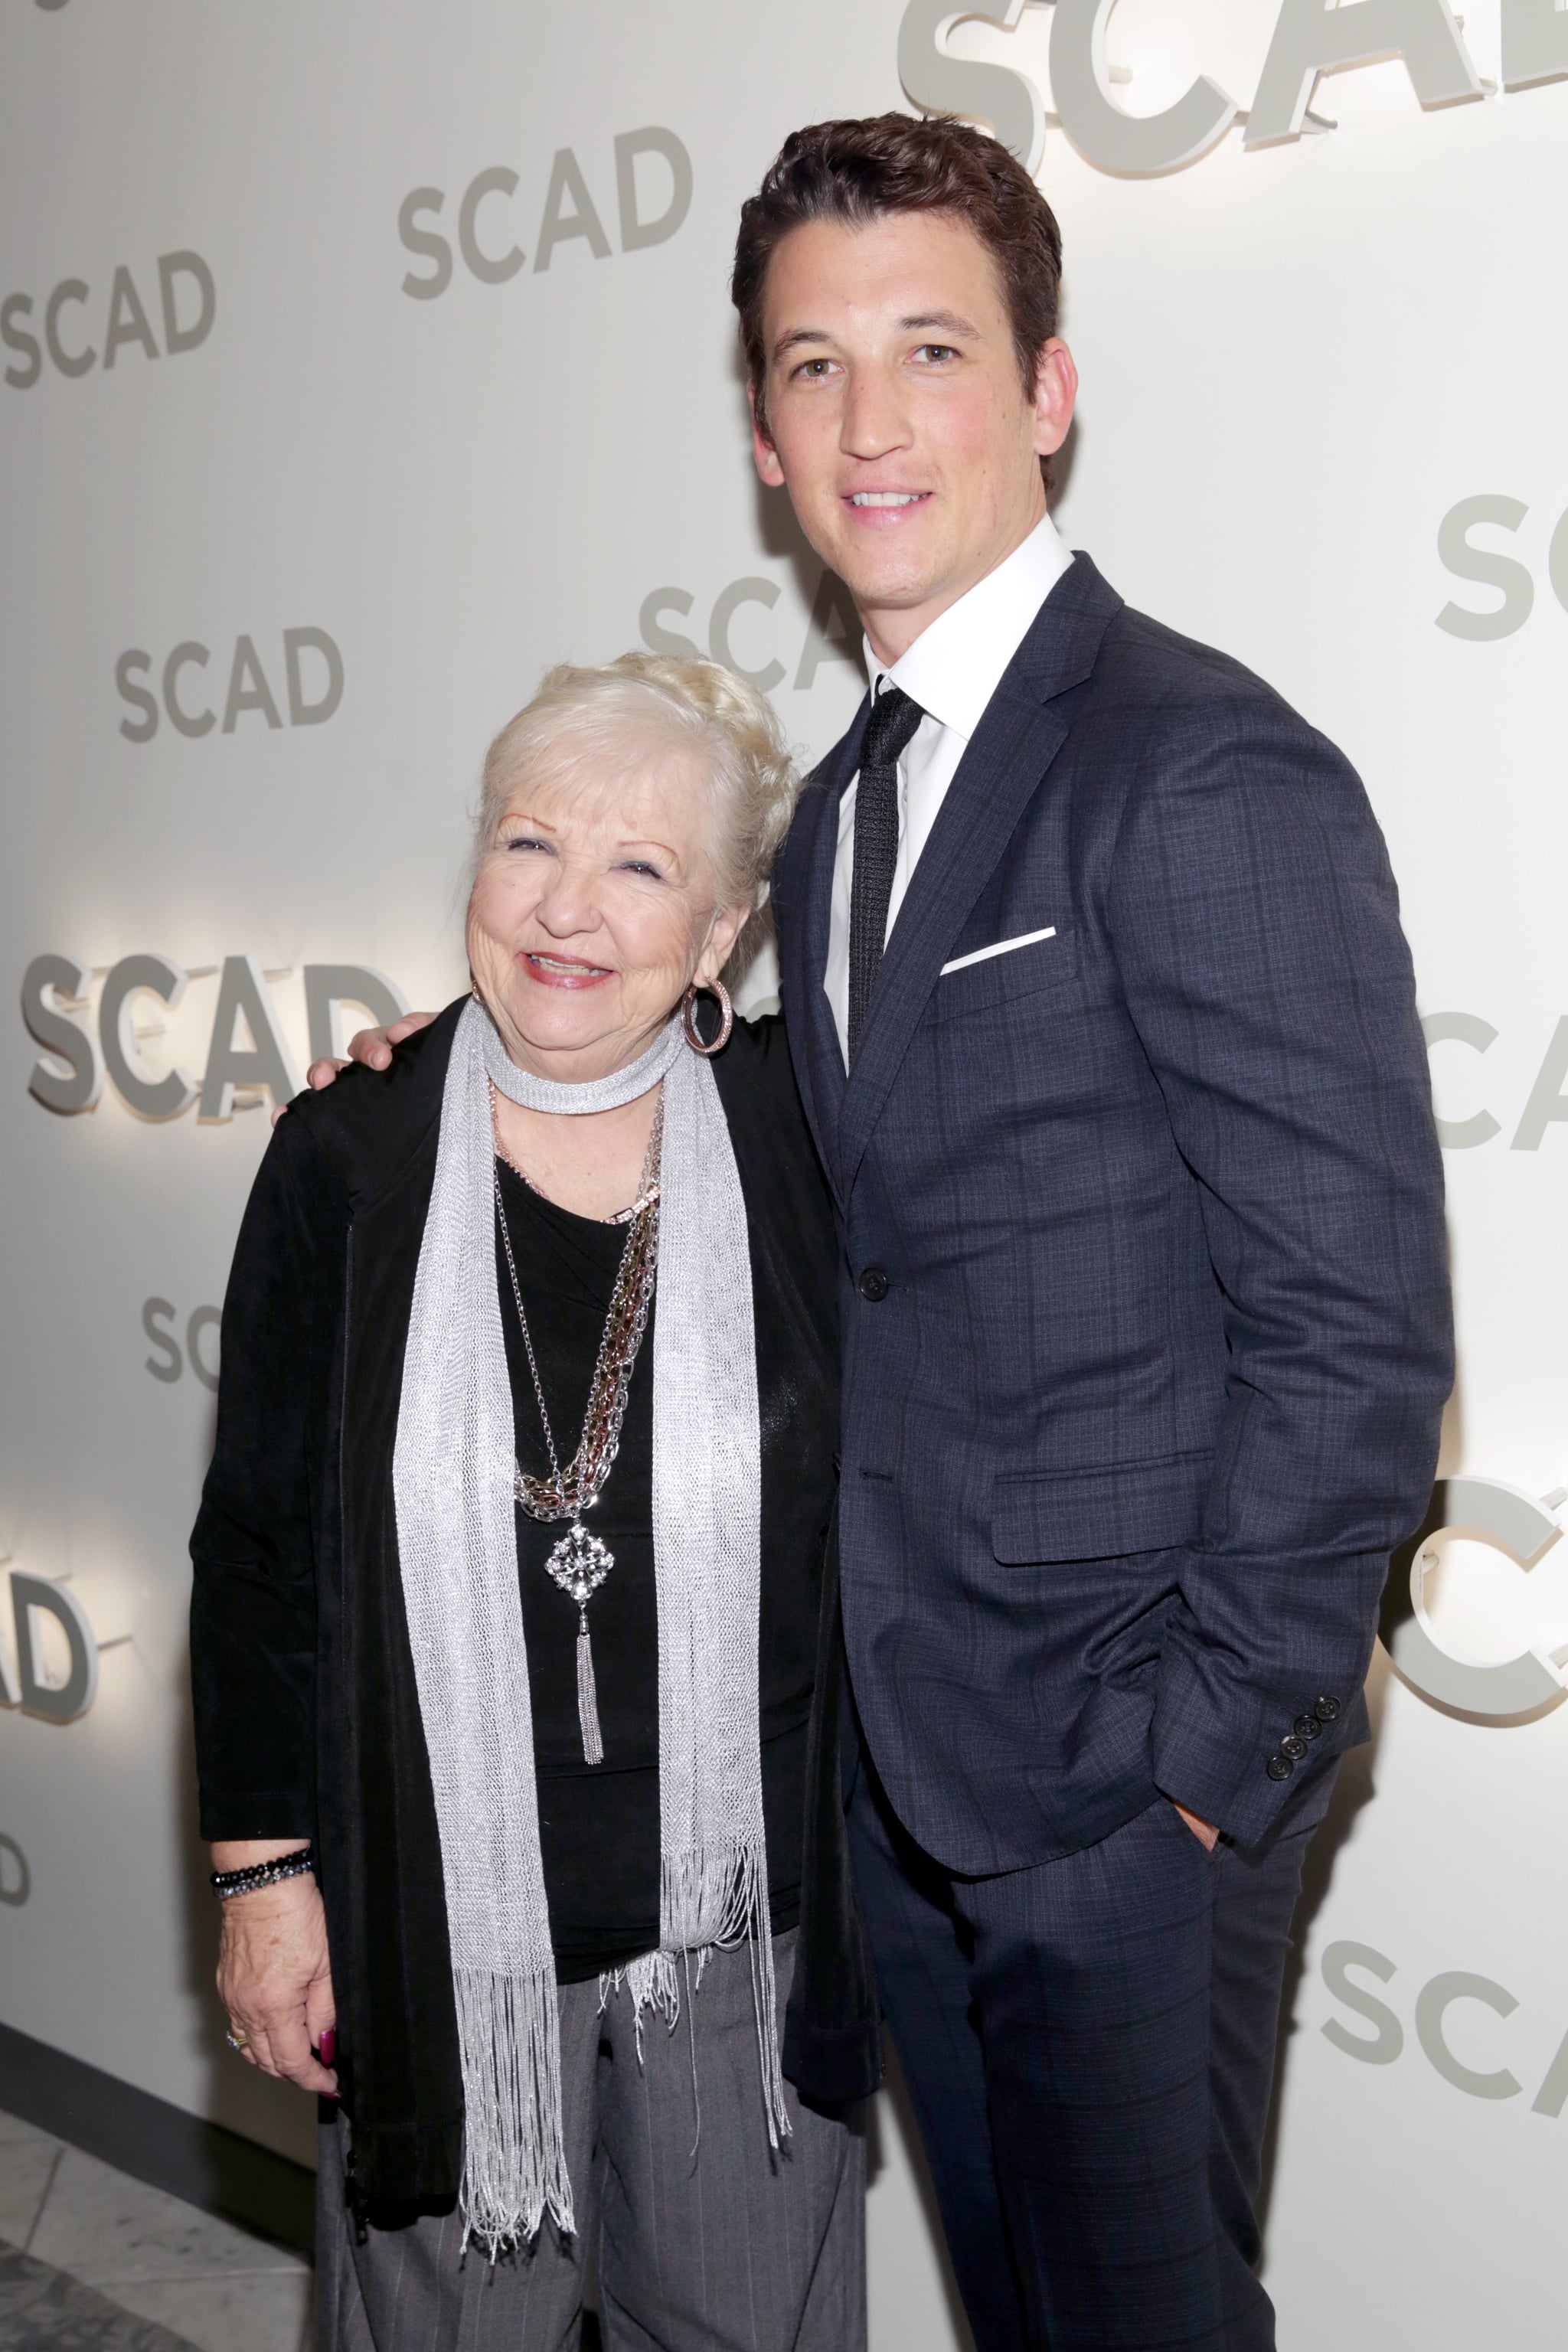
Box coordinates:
[842,488,934,529]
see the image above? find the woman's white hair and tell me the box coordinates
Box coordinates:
[475,652,802,923]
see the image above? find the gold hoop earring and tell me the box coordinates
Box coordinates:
[681,979,733,1057]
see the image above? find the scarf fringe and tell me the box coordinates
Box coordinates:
[598,1949,681,2065]
[455,1968,576,2254]
[662,1845,791,2149]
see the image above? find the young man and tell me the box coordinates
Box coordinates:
[735,115,1450,2351]
[328,111,1449,2352]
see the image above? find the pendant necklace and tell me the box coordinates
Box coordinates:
[492,1083,662,1765]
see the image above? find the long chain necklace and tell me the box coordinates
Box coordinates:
[491,1085,662,1765]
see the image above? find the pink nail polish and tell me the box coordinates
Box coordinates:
[318,2027,337,2066]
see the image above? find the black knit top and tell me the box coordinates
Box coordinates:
[495,1161,815,1980]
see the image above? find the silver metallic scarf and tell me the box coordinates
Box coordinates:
[393,995,784,2251]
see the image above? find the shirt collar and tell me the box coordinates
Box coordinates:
[864,511,1074,742]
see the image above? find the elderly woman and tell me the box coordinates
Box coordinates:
[190,655,875,2351]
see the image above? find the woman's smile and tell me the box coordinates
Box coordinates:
[520,949,614,989]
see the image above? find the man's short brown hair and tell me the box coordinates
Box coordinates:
[731,113,1064,488]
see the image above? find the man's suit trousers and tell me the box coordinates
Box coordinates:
[848,1746,1329,2352]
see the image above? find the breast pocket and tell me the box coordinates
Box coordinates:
[929,923,1078,1023]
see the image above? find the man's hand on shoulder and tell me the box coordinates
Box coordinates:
[270,1011,438,1127]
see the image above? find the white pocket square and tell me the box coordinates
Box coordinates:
[940,926,1057,977]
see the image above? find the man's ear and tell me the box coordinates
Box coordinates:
[1031,337,1078,462]
[750,383,786,489]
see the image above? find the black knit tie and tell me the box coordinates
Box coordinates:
[848,684,925,1063]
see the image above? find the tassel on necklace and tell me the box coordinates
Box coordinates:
[576,1606,605,1766]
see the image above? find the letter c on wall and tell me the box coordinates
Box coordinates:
[1049,0,1237,175]
[1421,1011,1501,1148]
[44,279,94,376]
[1414,1973,1522,2100]
[708,578,785,692]
[99,954,198,1120]
[1380,1477,1566,1719]
[163,642,214,737]
[459,168,525,282]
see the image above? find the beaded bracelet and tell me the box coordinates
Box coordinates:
[210,1844,317,1900]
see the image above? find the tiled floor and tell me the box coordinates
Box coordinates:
[0,2107,312,2352]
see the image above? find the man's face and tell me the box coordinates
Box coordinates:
[752,209,1076,664]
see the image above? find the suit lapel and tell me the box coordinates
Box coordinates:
[836,555,1122,1200]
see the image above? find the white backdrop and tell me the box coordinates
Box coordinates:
[2,5,1565,2344]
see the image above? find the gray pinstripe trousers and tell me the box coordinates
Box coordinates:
[316,1930,867,2351]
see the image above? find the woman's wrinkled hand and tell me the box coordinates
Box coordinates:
[217,1873,339,2096]
[271,1011,437,1125]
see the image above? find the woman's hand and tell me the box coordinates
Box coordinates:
[271,1011,436,1125]
[216,1867,339,2096]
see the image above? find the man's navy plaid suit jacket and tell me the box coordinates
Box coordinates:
[771,553,1452,1870]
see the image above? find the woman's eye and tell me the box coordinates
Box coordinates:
[502,835,551,854]
[619,860,664,880]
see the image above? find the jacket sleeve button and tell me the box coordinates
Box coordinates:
[1294,1714,1321,1740]
[1266,1753,1294,1781]
[1314,1694,1342,1722]
[1280,1733,1309,1761]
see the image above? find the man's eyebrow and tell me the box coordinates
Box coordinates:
[898,309,980,338]
[771,325,835,361]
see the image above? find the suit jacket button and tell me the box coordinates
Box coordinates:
[1266,1753,1294,1781]
[1314,1694,1342,1722]
[1294,1714,1320,1740]
[1280,1733,1309,1761]
[858,1266,890,1303]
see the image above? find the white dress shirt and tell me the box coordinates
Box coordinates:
[825,512,1074,1063]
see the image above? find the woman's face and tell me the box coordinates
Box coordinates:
[466,739,750,1080]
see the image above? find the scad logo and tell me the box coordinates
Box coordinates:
[21,956,408,1121]
[900,0,1568,178]
[400,128,691,299]
[2,251,214,390]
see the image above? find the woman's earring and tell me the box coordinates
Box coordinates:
[681,979,733,1057]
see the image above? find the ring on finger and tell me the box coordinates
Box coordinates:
[225,2030,251,2053]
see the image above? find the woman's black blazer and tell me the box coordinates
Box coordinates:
[190,999,877,2204]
